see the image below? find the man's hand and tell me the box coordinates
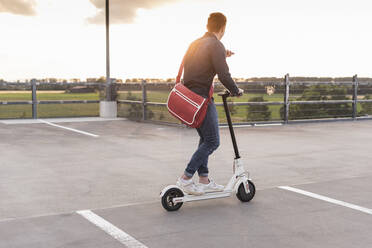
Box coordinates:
[226,49,235,57]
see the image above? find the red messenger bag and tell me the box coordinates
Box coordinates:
[167,57,213,128]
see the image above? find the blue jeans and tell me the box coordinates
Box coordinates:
[184,100,220,178]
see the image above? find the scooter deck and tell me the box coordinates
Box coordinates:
[173,190,233,204]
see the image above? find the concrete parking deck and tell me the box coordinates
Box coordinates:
[1,118,371,247]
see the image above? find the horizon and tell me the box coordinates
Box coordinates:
[1,0,372,81]
[3,75,372,84]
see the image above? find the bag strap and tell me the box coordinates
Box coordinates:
[208,84,214,99]
[176,52,214,99]
[176,55,185,84]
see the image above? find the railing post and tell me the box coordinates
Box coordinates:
[110,78,116,100]
[352,74,358,120]
[284,74,290,124]
[142,80,147,121]
[31,79,37,119]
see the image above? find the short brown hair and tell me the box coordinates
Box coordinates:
[207,12,227,33]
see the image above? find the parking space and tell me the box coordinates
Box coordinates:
[289,176,372,209]
[0,213,124,248]
[1,118,372,247]
[1,178,371,248]
[93,181,372,248]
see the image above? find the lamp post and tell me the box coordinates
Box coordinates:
[100,0,117,118]
[105,0,111,101]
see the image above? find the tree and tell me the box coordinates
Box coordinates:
[97,76,106,83]
[280,85,351,120]
[125,92,142,120]
[48,78,58,83]
[124,92,154,120]
[326,86,352,117]
[246,96,271,121]
[71,78,81,83]
[360,95,372,116]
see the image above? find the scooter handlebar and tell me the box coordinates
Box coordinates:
[218,89,243,98]
[218,91,231,97]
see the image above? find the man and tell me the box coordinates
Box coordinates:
[177,12,243,195]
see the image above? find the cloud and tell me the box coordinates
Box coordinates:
[87,0,180,24]
[0,0,36,16]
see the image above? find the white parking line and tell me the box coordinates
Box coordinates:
[220,123,283,128]
[254,123,283,127]
[0,117,126,125]
[77,210,148,248]
[220,124,253,128]
[279,186,372,215]
[39,119,99,138]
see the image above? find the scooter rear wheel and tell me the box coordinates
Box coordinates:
[236,180,256,202]
[161,188,184,211]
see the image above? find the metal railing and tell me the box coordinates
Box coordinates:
[0,80,101,119]
[117,75,372,124]
[2,75,372,123]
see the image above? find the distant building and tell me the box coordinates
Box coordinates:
[86,78,98,83]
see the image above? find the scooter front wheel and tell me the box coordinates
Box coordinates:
[161,187,184,211]
[236,180,256,202]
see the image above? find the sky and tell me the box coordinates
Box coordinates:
[1,0,372,81]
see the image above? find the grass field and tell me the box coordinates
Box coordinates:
[0,92,100,119]
[0,104,99,119]
[0,92,99,101]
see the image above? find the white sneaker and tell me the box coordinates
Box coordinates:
[199,179,224,192]
[176,177,204,195]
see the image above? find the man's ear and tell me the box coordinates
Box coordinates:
[219,26,226,36]
[218,26,226,39]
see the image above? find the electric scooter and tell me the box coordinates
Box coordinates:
[160,91,256,211]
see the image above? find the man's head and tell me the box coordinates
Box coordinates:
[207,12,227,40]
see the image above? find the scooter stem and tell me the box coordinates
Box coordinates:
[222,94,240,159]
